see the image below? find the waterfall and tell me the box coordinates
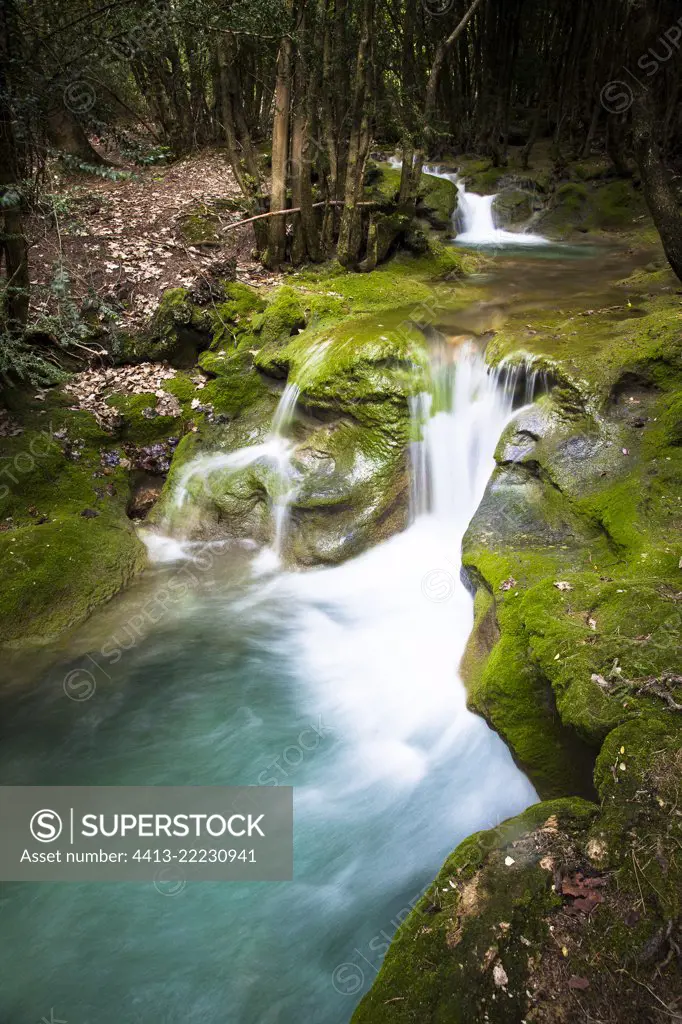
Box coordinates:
[420,161,549,246]
[166,381,301,564]
[410,343,540,526]
[454,183,548,246]
[279,340,540,802]
[269,382,300,562]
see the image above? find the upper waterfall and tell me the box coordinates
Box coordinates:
[420,161,549,246]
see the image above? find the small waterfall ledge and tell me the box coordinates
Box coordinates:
[420,162,549,246]
[142,337,547,572]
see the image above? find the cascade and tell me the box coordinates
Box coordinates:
[421,162,549,246]
[165,380,301,564]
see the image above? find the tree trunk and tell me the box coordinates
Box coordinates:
[45,104,108,165]
[632,92,682,283]
[266,24,295,268]
[337,0,374,268]
[290,3,321,264]
[0,5,29,332]
[408,0,486,203]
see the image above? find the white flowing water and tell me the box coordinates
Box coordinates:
[454,187,549,247]
[270,383,301,559]
[167,380,302,568]
[275,343,539,799]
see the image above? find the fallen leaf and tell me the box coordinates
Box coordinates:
[492,963,508,989]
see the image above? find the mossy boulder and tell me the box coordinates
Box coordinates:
[252,287,306,349]
[352,798,600,1024]
[176,205,221,246]
[0,514,145,645]
[353,751,682,1023]
[0,390,149,646]
[113,288,212,367]
[366,163,460,234]
[418,172,459,231]
[538,178,650,238]
[492,187,537,227]
[156,311,426,561]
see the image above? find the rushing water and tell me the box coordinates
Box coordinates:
[0,336,542,1023]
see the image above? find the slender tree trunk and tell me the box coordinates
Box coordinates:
[409,0,486,201]
[0,4,29,332]
[290,3,320,264]
[266,22,295,268]
[337,0,374,267]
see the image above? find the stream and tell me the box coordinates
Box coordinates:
[0,224,648,1023]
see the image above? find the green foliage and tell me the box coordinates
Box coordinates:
[52,152,132,182]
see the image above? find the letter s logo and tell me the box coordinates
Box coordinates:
[30,809,63,842]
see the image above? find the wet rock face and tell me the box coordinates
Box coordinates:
[492,187,540,228]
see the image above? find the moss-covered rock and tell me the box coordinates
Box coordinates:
[492,187,536,227]
[352,798,599,1024]
[538,178,650,238]
[353,756,682,1024]
[114,287,212,367]
[0,389,149,646]
[252,286,306,348]
[418,172,459,231]
[366,163,460,234]
[150,246,475,561]
[176,205,221,246]
[0,514,145,645]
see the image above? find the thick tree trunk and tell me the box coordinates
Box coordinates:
[633,93,682,283]
[45,104,108,165]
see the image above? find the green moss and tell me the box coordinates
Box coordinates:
[352,798,597,1024]
[114,287,212,366]
[0,389,153,647]
[486,293,682,401]
[162,371,198,406]
[590,179,647,230]
[418,173,459,230]
[253,287,306,347]
[200,348,275,418]
[538,178,650,238]
[208,282,266,350]
[657,390,682,445]
[176,206,221,245]
[105,392,184,443]
[366,164,401,204]
[0,515,146,645]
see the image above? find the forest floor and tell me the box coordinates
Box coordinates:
[28,149,281,334]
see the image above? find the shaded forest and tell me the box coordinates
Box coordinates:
[1,0,682,379]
